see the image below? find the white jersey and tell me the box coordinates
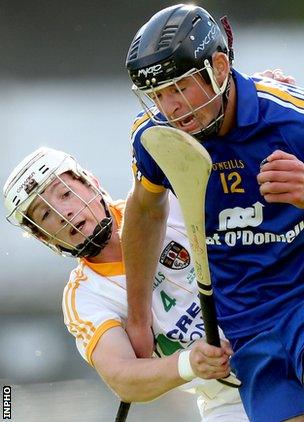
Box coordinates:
[62,195,246,419]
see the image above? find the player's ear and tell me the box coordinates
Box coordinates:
[212,52,230,85]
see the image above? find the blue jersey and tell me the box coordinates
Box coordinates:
[131,70,304,343]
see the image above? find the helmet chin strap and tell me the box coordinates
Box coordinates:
[59,197,113,258]
[73,217,113,258]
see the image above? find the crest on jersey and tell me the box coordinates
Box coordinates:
[160,241,190,270]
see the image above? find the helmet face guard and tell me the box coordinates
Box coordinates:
[132,63,229,137]
[3,148,113,258]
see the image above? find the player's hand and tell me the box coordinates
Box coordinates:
[126,319,154,358]
[189,340,233,380]
[254,68,296,85]
[257,150,304,208]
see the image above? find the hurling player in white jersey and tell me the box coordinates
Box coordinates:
[3,146,249,421]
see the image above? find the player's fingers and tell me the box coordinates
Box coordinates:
[196,342,224,358]
[279,74,296,84]
[201,364,231,379]
[273,69,284,79]
[286,76,296,84]
[193,350,229,366]
[266,150,299,162]
[272,69,296,84]
[191,345,230,367]
[257,170,293,184]
[259,181,294,195]
[252,70,272,78]
[220,340,233,356]
[203,355,230,368]
[269,69,292,83]
[262,190,304,207]
[260,159,303,173]
[262,192,293,204]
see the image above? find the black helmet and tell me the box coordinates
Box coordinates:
[126,4,232,91]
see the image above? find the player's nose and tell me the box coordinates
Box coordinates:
[161,93,181,117]
[57,205,74,224]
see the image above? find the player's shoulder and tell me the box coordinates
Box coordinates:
[131,107,161,141]
[63,261,88,297]
[253,76,304,114]
[64,260,103,294]
[63,260,125,313]
[67,260,88,281]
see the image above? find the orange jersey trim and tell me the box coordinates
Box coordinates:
[87,319,122,366]
[64,265,96,345]
[84,260,125,276]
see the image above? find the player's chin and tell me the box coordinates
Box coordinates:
[69,233,88,246]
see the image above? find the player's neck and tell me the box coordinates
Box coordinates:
[218,77,236,136]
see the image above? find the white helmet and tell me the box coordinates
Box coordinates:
[3,147,113,257]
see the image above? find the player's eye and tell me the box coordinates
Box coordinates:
[62,190,71,199]
[149,92,162,102]
[42,209,50,221]
[175,86,186,93]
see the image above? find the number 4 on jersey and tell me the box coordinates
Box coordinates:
[160,290,176,312]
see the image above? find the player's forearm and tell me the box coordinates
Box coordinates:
[107,342,232,402]
[98,353,185,402]
[93,328,232,403]
[122,188,169,323]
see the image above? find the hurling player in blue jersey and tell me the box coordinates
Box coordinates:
[122,4,304,422]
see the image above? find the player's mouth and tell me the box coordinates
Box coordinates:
[178,115,201,132]
[70,220,86,236]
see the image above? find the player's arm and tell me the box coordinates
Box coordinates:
[91,326,232,403]
[122,179,169,358]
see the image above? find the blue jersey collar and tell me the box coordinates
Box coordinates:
[232,69,259,128]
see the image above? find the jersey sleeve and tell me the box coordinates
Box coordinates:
[280,118,304,161]
[62,268,123,366]
[255,80,304,161]
[276,84,304,160]
[131,112,168,193]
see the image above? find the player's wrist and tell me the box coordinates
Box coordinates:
[178,350,196,381]
[127,309,152,326]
